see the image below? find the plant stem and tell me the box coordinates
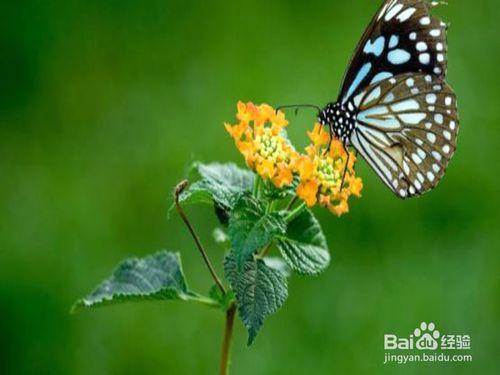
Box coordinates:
[220,303,237,375]
[252,175,262,198]
[175,181,237,373]
[260,242,273,257]
[268,200,278,213]
[174,180,226,294]
[285,201,307,223]
[286,195,298,210]
[264,198,276,214]
[187,293,221,308]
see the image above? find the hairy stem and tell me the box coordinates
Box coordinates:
[286,195,298,210]
[220,303,237,375]
[188,294,221,308]
[174,180,226,294]
[252,175,262,198]
[285,201,307,223]
[259,242,273,257]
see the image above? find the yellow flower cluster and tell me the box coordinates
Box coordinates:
[225,102,297,188]
[225,102,363,216]
[294,124,363,216]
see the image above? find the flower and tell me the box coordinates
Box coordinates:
[294,123,363,216]
[225,101,297,188]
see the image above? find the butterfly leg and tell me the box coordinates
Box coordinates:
[323,123,335,156]
[340,143,350,192]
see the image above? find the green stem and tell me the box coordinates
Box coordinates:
[259,242,273,257]
[252,175,262,197]
[220,303,237,375]
[286,195,298,210]
[187,293,221,308]
[265,199,277,215]
[285,201,307,223]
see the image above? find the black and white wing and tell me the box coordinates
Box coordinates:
[350,73,458,198]
[339,0,448,104]
[334,0,458,198]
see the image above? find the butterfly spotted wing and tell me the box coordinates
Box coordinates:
[338,0,458,198]
[350,73,458,198]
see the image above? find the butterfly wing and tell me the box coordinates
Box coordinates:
[339,0,448,104]
[349,73,458,198]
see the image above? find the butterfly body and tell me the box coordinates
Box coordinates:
[319,0,459,199]
[319,101,357,145]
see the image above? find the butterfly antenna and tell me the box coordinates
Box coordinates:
[275,104,322,115]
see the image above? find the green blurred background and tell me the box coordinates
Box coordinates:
[1,0,499,374]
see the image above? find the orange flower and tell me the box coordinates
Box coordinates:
[294,123,363,216]
[225,101,297,188]
[296,179,320,206]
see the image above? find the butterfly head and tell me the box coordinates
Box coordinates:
[318,103,334,127]
[318,101,356,144]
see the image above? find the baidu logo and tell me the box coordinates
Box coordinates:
[383,322,472,364]
[414,322,440,350]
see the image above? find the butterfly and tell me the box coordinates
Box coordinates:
[317,0,459,199]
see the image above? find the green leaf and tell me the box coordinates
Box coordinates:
[263,257,291,278]
[178,162,254,211]
[72,251,216,312]
[224,254,288,345]
[229,193,286,268]
[276,208,330,275]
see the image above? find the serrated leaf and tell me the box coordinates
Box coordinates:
[229,193,286,268]
[263,257,291,278]
[224,254,288,345]
[178,162,254,212]
[276,209,330,275]
[72,251,215,312]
